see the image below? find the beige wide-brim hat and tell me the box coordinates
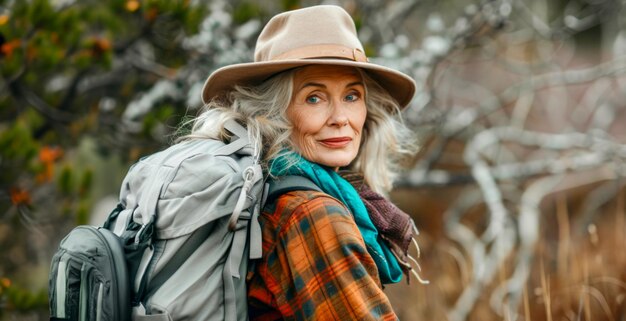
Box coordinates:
[201,5,416,109]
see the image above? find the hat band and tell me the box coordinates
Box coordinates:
[270,44,369,63]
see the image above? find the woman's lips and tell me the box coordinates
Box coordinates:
[319,137,352,148]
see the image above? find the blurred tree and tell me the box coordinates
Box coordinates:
[0,0,234,316]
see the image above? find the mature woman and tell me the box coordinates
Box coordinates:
[192,5,423,320]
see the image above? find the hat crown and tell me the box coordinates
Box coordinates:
[201,5,416,108]
[254,5,365,62]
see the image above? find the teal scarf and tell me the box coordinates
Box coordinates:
[269,152,402,284]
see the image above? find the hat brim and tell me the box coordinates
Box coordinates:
[201,59,416,109]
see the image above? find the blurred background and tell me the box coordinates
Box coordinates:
[1,0,625,320]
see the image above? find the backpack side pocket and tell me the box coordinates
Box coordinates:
[49,226,131,321]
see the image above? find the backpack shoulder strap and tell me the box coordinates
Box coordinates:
[266,175,322,204]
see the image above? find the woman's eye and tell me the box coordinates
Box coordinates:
[345,93,360,102]
[306,96,321,104]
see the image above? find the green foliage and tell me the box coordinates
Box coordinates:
[0,121,38,162]
[58,165,73,195]
[79,169,93,197]
[141,103,176,136]
[27,0,55,27]
[281,0,301,11]
[0,1,210,317]
[75,200,90,225]
[233,1,265,24]
[0,280,48,314]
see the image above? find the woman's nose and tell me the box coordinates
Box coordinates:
[327,102,349,127]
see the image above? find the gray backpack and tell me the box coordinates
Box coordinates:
[49,120,265,321]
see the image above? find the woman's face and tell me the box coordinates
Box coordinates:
[287,65,367,169]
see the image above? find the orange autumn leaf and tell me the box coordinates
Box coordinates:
[37,147,63,183]
[1,39,21,58]
[91,37,111,56]
[10,188,31,206]
[36,164,54,183]
[39,146,63,164]
[94,38,111,51]
[145,7,158,22]
[126,0,140,12]
[0,278,11,288]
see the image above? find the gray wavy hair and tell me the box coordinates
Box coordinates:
[183,68,417,195]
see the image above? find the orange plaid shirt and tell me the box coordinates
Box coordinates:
[247,190,398,320]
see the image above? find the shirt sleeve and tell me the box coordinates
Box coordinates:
[250,193,398,321]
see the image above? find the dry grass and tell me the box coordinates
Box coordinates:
[386,188,626,321]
